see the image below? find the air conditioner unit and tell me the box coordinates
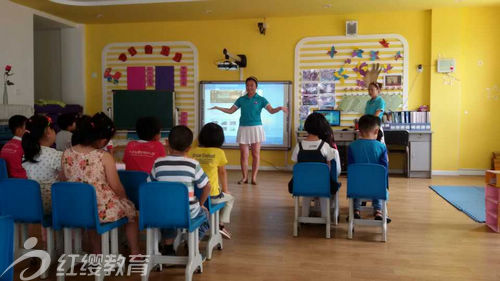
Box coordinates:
[346,20,358,37]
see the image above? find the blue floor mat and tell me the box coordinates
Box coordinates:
[429,185,485,223]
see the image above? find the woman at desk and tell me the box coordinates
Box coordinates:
[210,76,288,185]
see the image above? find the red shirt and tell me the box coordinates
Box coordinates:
[0,137,27,178]
[123,140,166,173]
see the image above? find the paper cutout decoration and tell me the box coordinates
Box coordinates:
[351,48,364,58]
[160,46,170,56]
[370,51,379,61]
[155,66,174,91]
[344,58,352,64]
[356,79,366,88]
[112,72,121,84]
[128,47,137,56]
[353,62,368,77]
[180,111,188,126]
[118,53,127,62]
[180,66,188,87]
[173,52,183,62]
[382,64,393,73]
[327,45,337,58]
[127,66,146,90]
[145,45,153,54]
[379,39,390,48]
[333,67,349,83]
[104,68,112,81]
[146,67,154,87]
[395,51,403,61]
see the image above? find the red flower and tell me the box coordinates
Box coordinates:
[5,65,11,72]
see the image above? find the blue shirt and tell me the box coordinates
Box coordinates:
[365,96,385,119]
[348,139,388,168]
[233,94,269,126]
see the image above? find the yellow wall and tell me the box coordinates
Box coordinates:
[460,7,500,169]
[430,6,500,171]
[85,10,431,167]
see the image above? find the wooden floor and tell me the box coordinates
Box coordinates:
[14,171,500,281]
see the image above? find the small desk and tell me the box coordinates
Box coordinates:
[297,130,433,178]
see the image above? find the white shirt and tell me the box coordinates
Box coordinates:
[22,146,62,185]
[291,139,341,176]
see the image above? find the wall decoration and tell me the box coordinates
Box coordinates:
[128,47,137,56]
[102,41,199,131]
[118,53,127,62]
[351,48,364,58]
[333,67,348,83]
[161,46,170,56]
[319,69,335,81]
[395,51,403,61]
[384,74,402,87]
[173,52,183,62]
[295,34,408,128]
[370,50,379,61]
[327,45,337,58]
[127,66,146,90]
[379,39,390,48]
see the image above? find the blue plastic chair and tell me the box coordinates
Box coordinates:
[347,163,389,242]
[139,182,207,281]
[0,216,14,281]
[194,187,225,260]
[292,162,333,238]
[118,170,148,209]
[52,182,128,281]
[0,179,54,279]
[0,158,7,180]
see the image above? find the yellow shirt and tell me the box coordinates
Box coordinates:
[189,147,228,196]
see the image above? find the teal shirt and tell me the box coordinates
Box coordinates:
[234,94,269,126]
[365,96,385,119]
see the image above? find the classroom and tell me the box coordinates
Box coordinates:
[0,0,500,280]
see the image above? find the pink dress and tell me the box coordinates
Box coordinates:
[62,148,136,223]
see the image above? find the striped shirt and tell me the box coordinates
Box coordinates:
[148,155,209,217]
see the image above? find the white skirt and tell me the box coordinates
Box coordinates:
[236,125,266,144]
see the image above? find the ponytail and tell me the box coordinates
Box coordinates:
[22,115,51,163]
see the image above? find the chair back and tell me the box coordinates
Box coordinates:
[51,182,98,230]
[0,158,7,180]
[139,182,190,230]
[0,179,46,225]
[293,163,331,197]
[118,170,148,209]
[347,163,388,200]
[0,215,14,281]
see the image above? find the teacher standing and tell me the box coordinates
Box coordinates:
[365,82,386,143]
[211,76,288,185]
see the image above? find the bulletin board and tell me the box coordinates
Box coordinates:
[102,41,198,132]
[294,34,409,130]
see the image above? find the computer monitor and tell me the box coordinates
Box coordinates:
[314,110,341,126]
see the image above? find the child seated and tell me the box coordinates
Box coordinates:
[0,115,28,178]
[22,115,62,215]
[189,123,235,239]
[289,113,341,218]
[62,112,140,254]
[123,116,166,173]
[149,125,211,255]
[56,113,77,151]
[348,114,389,221]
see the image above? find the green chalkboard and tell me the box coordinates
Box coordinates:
[113,90,175,131]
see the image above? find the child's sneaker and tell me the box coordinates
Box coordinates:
[219,226,232,239]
